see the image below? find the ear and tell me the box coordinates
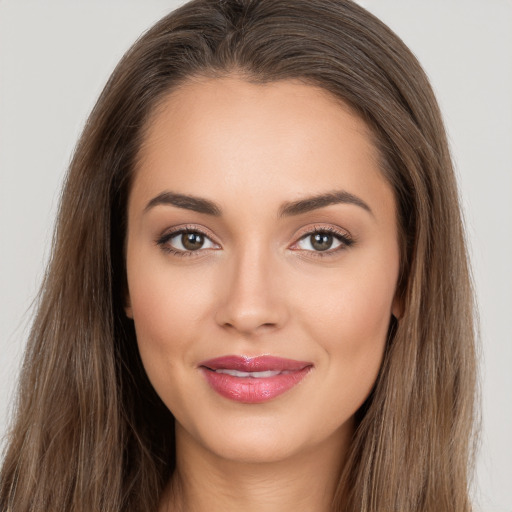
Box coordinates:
[125,292,133,319]
[391,292,403,320]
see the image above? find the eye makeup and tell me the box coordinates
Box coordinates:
[155,225,220,257]
[155,223,355,259]
[290,224,354,259]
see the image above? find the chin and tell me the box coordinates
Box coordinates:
[202,429,305,464]
[177,407,353,466]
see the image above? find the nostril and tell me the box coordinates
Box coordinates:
[213,276,289,333]
[220,318,280,336]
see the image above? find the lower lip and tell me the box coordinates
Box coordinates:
[200,366,312,403]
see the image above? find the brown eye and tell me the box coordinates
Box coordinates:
[182,232,205,251]
[157,228,219,255]
[293,227,353,256]
[310,232,334,251]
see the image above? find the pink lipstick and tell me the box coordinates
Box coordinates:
[198,355,313,403]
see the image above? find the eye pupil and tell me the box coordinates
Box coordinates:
[311,233,333,251]
[182,232,204,250]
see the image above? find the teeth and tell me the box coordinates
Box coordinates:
[215,369,284,378]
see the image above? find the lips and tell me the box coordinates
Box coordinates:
[198,355,313,403]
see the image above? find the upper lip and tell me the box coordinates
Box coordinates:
[198,355,312,372]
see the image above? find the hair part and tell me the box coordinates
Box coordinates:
[1,1,478,511]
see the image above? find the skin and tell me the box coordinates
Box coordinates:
[125,75,401,512]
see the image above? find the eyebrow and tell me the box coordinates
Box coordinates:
[145,191,221,216]
[278,190,372,218]
[144,190,373,218]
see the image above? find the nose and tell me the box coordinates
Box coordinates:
[214,243,289,336]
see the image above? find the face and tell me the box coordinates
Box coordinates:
[125,76,401,464]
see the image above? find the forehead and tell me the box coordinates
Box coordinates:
[131,76,393,221]
[139,75,376,163]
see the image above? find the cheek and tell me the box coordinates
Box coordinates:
[126,260,212,413]
[126,254,196,364]
[297,256,397,403]
[323,287,390,387]
[125,251,222,386]
[301,261,396,345]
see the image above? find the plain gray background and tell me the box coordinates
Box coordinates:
[1,1,511,510]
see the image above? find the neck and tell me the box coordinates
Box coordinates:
[160,421,353,512]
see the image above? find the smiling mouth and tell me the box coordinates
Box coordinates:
[198,355,313,403]
[213,369,292,378]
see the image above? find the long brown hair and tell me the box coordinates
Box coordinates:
[0,1,478,510]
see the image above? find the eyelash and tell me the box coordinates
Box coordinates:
[155,224,354,259]
[291,225,354,259]
[156,225,218,258]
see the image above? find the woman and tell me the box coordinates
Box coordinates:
[0,0,478,511]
